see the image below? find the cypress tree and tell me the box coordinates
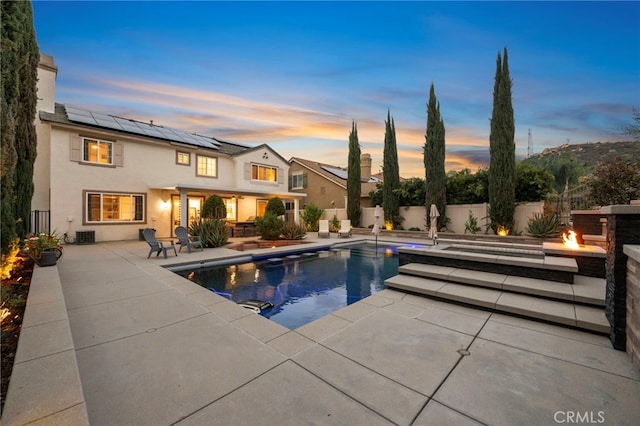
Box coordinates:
[424,82,447,229]
[382,110,401,228]
[0,0,39,254]
[488,47,516,234]
[346,120,361,227]
[14,1,40,238]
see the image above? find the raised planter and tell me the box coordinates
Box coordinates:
[227,240,309,251]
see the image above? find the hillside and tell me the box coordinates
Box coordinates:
[524,140,639,172]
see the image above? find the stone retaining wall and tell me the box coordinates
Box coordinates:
[624,245,640,373]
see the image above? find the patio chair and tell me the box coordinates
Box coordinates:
[142,228,177,259]
[338,219,352,238]
[175,226,203,253]
[318,219,330,238]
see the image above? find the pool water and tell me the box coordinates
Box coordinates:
[178,242,399,329]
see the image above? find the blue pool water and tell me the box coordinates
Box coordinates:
[178,242,399,329]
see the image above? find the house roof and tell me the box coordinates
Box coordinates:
[39,103,253,156]
[289,157,380,195]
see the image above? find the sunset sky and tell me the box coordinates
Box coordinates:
[33,1,639,177]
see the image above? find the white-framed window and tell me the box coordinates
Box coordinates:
[196,155,217,177]
[252,164,277,182]
[290,172,306,189]
[83,137,113,164]
[176,151,191,165]
[85,191,145,223]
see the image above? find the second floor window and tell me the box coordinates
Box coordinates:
[290,172,306,189]
[83,138,113,164]
[197,155,217,177]
[252,164,277,182]
[176,151,190,165]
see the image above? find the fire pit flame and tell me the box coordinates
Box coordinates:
[562,230,580,249]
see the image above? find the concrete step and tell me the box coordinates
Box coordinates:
[398,263,605,306]
[399,245,578,283]
[386,265,609,334]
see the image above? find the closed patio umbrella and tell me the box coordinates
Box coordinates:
[428,204,440,244]
[372,205,381,254]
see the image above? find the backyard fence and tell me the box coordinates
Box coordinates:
[30,210,51,235]
[313,202,545,236]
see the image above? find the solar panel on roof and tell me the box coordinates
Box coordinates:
[63,104,219,150]
[94,119,122,131]
[66,111,97,126]
[65,106,93,117]
[91,112,114,122]
[320,165,349,180]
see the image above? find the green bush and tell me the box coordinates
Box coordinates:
[300,203,324,231]
[526,206,561,238]
[329,215,340,232]
[464,210,482,234]
[266,197,285,216]
[255,211,284,240]
[189,218,228,247]
[282,222,307,240]
[201,195,226,219]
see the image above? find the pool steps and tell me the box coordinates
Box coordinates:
[385,263,609,334]
[398,245,578,283]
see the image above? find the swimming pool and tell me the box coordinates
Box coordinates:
[178,242,399,329]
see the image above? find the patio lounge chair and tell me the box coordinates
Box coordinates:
[338,219,352,238]
[175,226,203,253]
[318,220,330,238]
[142,228,177,259]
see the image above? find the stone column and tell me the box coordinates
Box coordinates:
[603,205,640,350]
[624,245,640,372]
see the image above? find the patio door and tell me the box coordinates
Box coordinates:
[171,195,204,230]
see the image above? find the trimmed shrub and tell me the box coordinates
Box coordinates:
[255,211,284,240]
[201,195,226,219]
[266,197,285,216]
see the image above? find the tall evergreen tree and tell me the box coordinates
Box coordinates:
[382,110,401,228]
[346,120,361,227]
[488,47,515,233]
[1,1,39,253]
[424,82,447,228]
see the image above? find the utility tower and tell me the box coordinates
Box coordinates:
[527,128,533,158]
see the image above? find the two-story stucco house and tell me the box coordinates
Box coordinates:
[288,154,380,211]
[33,54,304,242]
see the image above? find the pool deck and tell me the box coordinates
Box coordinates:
[3,234,640,425]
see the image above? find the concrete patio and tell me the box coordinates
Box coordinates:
[3,235,640,425]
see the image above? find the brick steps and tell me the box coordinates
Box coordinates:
[385,263,609,334]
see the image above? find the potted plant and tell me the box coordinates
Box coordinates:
[23,231,64,266]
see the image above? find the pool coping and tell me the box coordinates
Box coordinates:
[3,235,640,425]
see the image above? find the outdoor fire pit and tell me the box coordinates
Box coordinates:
[542,231,606,278]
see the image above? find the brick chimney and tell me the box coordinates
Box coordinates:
[361,153,372,181]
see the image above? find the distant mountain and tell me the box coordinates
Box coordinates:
[524,140,639,173]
